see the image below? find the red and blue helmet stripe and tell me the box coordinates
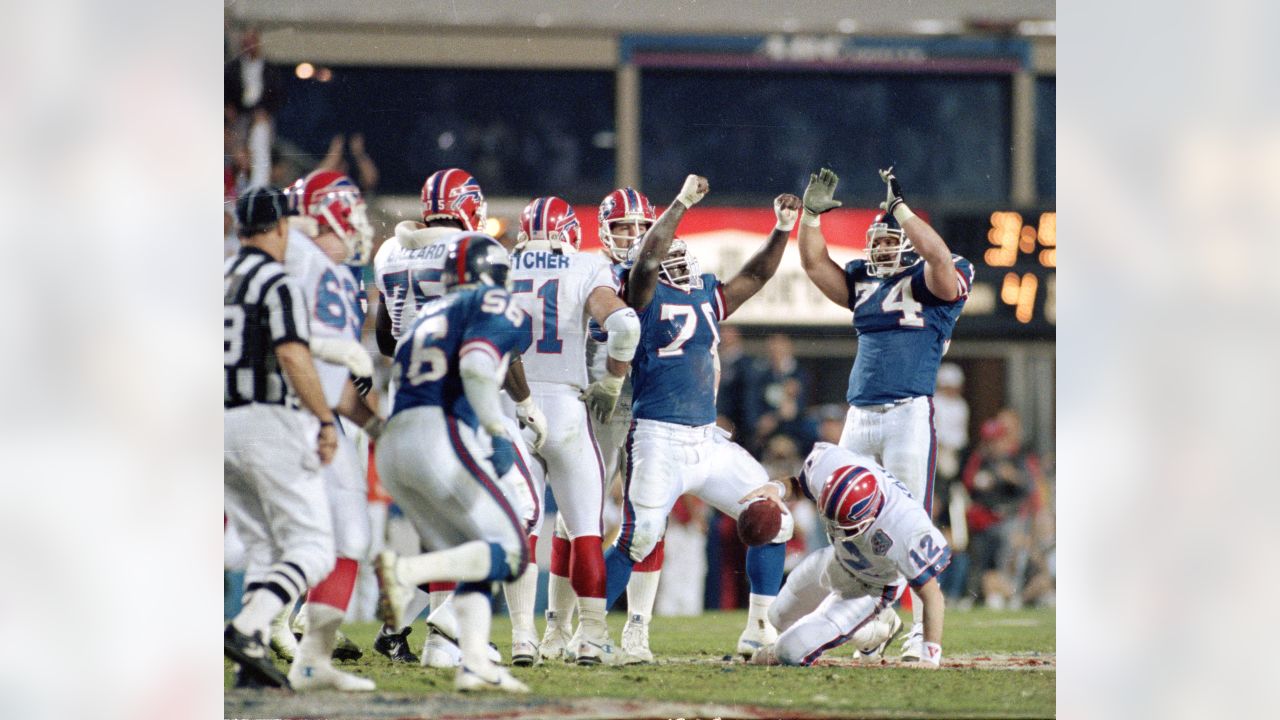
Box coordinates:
[818,465,883,535]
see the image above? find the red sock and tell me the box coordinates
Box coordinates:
[550,534,571,578]
[569,536,605,599]
[529,534,538,561]
[307,557,358,611]
[428,581,457,593]
[635,539,665,572]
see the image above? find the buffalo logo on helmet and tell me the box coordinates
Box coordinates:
[819,465,884,536]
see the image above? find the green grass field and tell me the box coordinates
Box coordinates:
[225,607,1055,719]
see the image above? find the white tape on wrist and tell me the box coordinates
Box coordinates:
[892,203,917,224]
[800,210,821,227]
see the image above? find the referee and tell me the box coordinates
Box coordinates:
[224,186,338,689]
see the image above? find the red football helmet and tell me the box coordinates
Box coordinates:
[819,465,884,536]
[516,196,582,253]
[294,170,374,265]
[420,168,487,231]
[598,187,656,262]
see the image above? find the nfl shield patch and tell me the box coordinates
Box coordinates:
[871,529,893,556]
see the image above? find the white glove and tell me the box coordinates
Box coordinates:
[309,337,373,380]
[361,415,385,440]
[773,193,801,231]
[514,397,548,451]
[580,374,625,423]
[675,174,709,208]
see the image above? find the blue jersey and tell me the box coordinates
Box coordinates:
[391,286,532,427]
[629,273,728,426]
[844,257,974,406]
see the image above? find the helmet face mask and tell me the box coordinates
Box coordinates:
[516,196,582,254]
[865,213,919,278]
[295,171,374,265]
[819,466,884,538]
[598,187,656,263]
[655,239,702,292]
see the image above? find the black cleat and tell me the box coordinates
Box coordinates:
[373,625,419,664]
[224,624,291,690]
[332,632,365,662]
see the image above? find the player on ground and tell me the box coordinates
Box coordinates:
[267,170,384,690]
[541,187,661,662]
[600,175,799,661]
[506,196,641,665]
[743,442,949,667]
[374,233,532,693]
[371,169,544,667]
[796,167,973,661]
[224,186,338,689]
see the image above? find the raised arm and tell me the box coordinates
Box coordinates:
[797,168,851,308]
[880,168,959,301]
[720,194,800,317]
[626,174,708,311]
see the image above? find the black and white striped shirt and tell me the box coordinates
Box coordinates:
[224,247,310,408]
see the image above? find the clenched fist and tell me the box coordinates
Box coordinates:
[773,193,802,231]
[675,174,709,208]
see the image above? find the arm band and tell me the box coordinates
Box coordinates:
[604,307,641,363]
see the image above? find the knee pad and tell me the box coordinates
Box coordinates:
[334,515,372,561]
[627,516,664,563]
[285,544,336,588]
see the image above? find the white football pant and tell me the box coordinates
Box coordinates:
[530,383,606,541]
[840,396,937,514]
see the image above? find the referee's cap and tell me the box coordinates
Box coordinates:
[235,185,293,237]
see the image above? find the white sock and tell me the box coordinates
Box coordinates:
[394,588,431,631]
[578,596,608,636]
[426,592,459,638]
[747,593,776,630]
[504,565,538,636]
[233,592,285,638]
[396,541,493,587]
[910,589,924,632]
[453,591,493,669]
[626,570,661,623]
[546,573,577,628]
[296,602,343,665]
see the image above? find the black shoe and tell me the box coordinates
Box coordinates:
[373,625,419,664]
[332,632,365,662]
[224,624,291,690]
[233,666,272,689]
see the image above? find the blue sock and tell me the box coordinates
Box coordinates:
[457,580,492,596]
[746,542,786,596]
[483,542,513,582]
[603,545,636,609]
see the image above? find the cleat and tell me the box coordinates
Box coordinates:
[620,614,654,665]
[750,644,780,666]
[422,624,463,668]
[287,661,376,692]
[574,623,620,666]
[269,610,298,663]
[374,551,412,629]
[511,633,540,667]
[858,608,904,661]
[455,664,530,694]
[899,623,924,663]
[373,626,419,664]
[539,611,572,662]
[737,617,778,660]
[225,624,291,690]
[332,631,364,662]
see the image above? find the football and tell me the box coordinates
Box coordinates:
[737,497,783,546]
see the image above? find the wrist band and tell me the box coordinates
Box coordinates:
[800,210,821,227]
[320,420,335,427]
[891,203,917,224]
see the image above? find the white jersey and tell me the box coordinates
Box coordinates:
[509,248,617,388]
[373,222,458,341]
[284,229,361,407]
[800,442,951,590]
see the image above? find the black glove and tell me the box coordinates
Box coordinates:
[879,167,905,215]
[352,374,373,398]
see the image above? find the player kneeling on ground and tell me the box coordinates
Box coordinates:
[374,233,533,693]
[745,442,949,668]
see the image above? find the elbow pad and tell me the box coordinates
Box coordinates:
[603,308,641,363]
[459,349,507,436]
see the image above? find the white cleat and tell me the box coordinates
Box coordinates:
[749,644,780,666]
[574,624,620,666]
[373,551,412,629]
[287,661,376,692]
[620,614,654,665]
[857,608,904,661]
[269,609,298,663]
[455,664,530,694]
[899,622,925,663]
[422,625,464,668]
[511,632,540,667]
[737,617,778,660]
[539,611,572,662]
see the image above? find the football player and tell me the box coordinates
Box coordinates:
[796,167,973,661]
[505,196,640,665]
[743,442,950,667]
[374,233,532,693]
[234,172,382,690]
[600,175,799,661]
[371,169,544,667]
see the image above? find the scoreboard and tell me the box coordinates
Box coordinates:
[940,210,1056,339]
